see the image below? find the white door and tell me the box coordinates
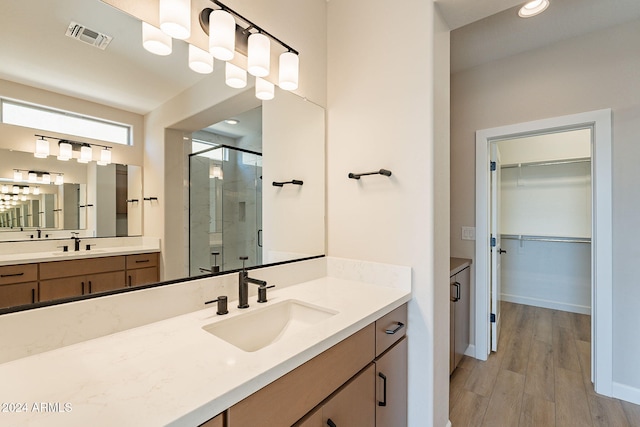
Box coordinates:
[490,143,503,352]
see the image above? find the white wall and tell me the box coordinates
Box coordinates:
[498,129,591,166]
[451,18,640,399]
[327,1,449,426]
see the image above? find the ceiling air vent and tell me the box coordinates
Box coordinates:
[65,21,112,50]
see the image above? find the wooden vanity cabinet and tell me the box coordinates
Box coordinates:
[39,256,126,302]
[126,253,159,287]
[0,264,38,308]
[450,266,470,373]
[220,303,408,427]
[199,413,224,427]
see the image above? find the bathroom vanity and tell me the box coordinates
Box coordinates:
[0,261,410,427]
[449,257,471,374]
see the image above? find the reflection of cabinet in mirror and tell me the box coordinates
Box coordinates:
[126,253,159,287]
[0,264,38,309]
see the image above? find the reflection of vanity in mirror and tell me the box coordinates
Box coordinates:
[0,0,326,313]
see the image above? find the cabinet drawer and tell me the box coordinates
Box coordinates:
[0,281,38,308]
[40,256,125,280]
[126,253,158,270]
[0,264,38,285]
[375,304,407,357]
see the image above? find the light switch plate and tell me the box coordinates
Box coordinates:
[462,226,476,241]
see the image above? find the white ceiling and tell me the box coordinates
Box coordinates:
[449,0,640,73]
[3,0,639,115]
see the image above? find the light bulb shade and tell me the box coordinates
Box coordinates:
[225,62,247,88]
[34,137,49,158]
[255,77,275,100]
[279,52,299,91]
[58,142,72,161]
[1,185,7,193]
[78,145,92,163]
[12,187,19,195]
[188,44,214,74]
[33,187,40,195]
[42,174,51,185]
[518,0,550,17]
[22,187,29,195]
[247,33,270,77]
[142,22,172,56]
[11,201,16,206]
[13,170,23,182]
[28,172,37,183]
[55,175,64,186]
[21,195,26,201]
[97,148,112,166]
[159,0,191,39]
[209,10,235,61]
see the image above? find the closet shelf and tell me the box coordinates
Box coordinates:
[501,157,590,169]
[501,234,591,244]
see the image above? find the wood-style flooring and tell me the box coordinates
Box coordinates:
[449,302,640,426]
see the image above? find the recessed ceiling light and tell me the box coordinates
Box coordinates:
[224,119,239,125]
[518,0,550,18]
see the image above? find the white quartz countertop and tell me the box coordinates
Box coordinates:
[0,245,160,266]
[0,277,411,427]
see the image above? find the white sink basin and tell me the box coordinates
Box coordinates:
[203,299,338,352]
[51,249,107,256]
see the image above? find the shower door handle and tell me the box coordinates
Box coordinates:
[258,229,262,248]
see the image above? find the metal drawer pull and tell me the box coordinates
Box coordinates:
[327,419,337,427]
[378,372,387,406]
[31,288,35,304]
[135,259,150,263]
[385,322,405,335]
[452,282,460,302]
[81,281,86,295]
[1,272,25,278]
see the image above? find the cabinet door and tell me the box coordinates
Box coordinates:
[454,267,470,367]
[40,277,85,302]
[375,337,407,427]
[87,271,126,294]
[127,266,158,287]
[0,281,38,308]
[323,364,375,427]
[450,298,455,375]
[199,413,224,427]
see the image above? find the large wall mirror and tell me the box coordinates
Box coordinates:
[0,0,325,311]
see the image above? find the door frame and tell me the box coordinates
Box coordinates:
[474,109,612,396]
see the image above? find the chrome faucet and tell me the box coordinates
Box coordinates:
[237,256,267,309]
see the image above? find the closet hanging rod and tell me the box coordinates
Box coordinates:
[501,157,591,169]
[348,169,392,180]
[501,234,591,244]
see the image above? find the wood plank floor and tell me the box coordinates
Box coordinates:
[450,302,640,427]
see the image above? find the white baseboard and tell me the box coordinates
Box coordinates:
[501,293,591,315]
[613,382,640,406]
[464,344,476,358]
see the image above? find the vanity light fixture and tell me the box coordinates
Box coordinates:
[518,0,550,18]
[12,192,18,198]
[142,22,172,56]
[209,9,236,60]
[189,44,214,74]
[28,172,37,183]
[11,201,16,206]
[3,195,9,201]
[42,173,51,184]
[22,187,29,195]
[78,145,93,164]
[97,147,112,166]
[13,170,23,182]
[34,136,50,158]
[225,62,247,88]
[255,77,275,100]
[0,185,7,193]
[279,51,299,91]
[33,187,40,195]
[247,33,270,77]
[58,141,73,161]
[159,0,191,40]
[20,195,27,202]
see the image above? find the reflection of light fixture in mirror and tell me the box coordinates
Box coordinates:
[255,77,275,100]
[11,201,16,206]
[518,0,550,17]
[22,187,29,195]
[3,195,9,201]
[12,186,19,194]
[188,44,214,74]
[42,174,51,185]
[248,33,270,77]
[33,187,40,195]
[12,194,18,200]
[210,165,223,179]
[28,172,37,183]
[225,62,247,88]
[34,136,49,158]
[55,174,64,186]
[142,22,172,56]
[209,9,235,60]
[279,52,299,91]
[160,0,191,39]
[224,119,239,125]
[58,141,73,161]
[20,195,26,202]
[97,148,112,166]
[13,170,23,182]
[0,185,7,194]
[78,145,92,163]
